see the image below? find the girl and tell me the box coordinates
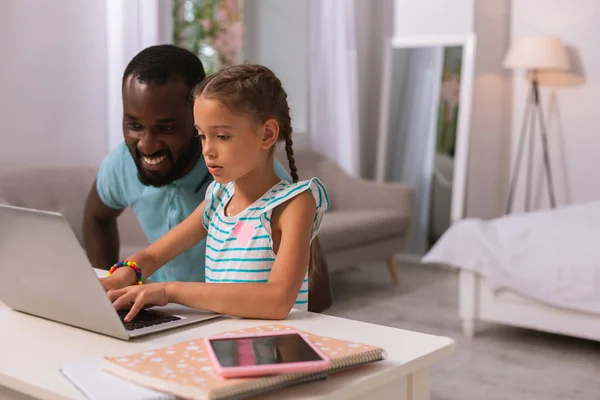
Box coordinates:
[102,64,329,321]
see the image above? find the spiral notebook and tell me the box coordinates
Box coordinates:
[102,323,387,400]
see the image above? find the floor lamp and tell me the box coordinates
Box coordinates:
[504,36,570,213]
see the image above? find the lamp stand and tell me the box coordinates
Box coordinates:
[506,70,557,213]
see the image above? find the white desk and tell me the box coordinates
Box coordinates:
[1,296,455,400]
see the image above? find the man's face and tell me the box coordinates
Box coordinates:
[122,76,199,187]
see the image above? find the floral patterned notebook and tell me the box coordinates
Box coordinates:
[103,323,386,400]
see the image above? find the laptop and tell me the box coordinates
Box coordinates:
[0,204,222,340]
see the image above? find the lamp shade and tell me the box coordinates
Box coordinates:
[504,36,569,70]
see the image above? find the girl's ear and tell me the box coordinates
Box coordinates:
[260,119,280,150]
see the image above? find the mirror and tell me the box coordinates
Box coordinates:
[375,34,476,255]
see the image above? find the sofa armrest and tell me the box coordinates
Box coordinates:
[320,160,415,219]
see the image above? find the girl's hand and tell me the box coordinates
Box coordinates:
[99,266,137,292]
[108,283,169,322]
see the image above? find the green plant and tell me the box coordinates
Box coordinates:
[173,0,244,75]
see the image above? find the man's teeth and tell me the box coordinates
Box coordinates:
[142,155,167,165]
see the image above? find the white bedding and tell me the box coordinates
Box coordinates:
[422,201,600,314]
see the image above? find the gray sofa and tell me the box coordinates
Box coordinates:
[275,150,415,284]
[0,150,415,285]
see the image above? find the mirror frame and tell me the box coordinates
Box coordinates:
[375,33,476,225]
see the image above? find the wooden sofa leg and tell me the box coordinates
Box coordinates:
[387,255,399,286]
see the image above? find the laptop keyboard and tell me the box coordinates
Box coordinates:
[117,309,182,331]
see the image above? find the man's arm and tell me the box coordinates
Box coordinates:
[83,180,124,270]
[125,201,209,280]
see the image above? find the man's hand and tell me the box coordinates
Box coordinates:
[108,283,169,322]
[99,267,137,292]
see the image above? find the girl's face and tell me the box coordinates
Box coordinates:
[194,96,277,184]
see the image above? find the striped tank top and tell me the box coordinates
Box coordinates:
[201,178,329,310]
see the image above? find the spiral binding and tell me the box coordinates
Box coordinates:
[329,348,387,373]
[213,348,386,400]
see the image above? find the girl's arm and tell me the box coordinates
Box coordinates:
[107,201,208,286]
[165,191,316,319]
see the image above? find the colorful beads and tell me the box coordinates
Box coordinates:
[107,260,143,285]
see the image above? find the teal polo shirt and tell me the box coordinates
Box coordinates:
[96,143,291,282]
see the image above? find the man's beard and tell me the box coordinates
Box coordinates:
[130,138,200,187]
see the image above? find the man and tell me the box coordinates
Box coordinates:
[83,45,332,311]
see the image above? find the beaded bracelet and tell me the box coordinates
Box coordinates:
[107,260,143,285]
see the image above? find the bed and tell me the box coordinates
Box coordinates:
[458,269,600,340]
[423,201,600,341]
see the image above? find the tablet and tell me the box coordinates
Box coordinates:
[204,330,331,378]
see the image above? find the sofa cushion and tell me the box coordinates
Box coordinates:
[275,149,337,210]
[317,209,409,251]
[0,166,148,249]
[0,167,97,244]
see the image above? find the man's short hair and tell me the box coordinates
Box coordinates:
[122,44,206,95]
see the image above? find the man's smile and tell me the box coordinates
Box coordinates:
[136,150,171,172]
[141,154,168,166]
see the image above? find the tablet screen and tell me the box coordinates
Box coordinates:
[208,333,324,367]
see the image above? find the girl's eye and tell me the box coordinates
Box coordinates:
[217,134,230,140]
[198,134,206,140]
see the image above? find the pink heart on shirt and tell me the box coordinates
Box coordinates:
[233,222,255,246]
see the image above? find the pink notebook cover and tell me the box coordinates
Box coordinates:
[103,323,386,400]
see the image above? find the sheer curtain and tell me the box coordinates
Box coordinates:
[307,0,360,176]
[105,0,167,152]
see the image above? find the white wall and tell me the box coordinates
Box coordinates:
[0,0,108,167]
[509,0,600,210]
[465,0,512,219]
[394,0,474,37]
